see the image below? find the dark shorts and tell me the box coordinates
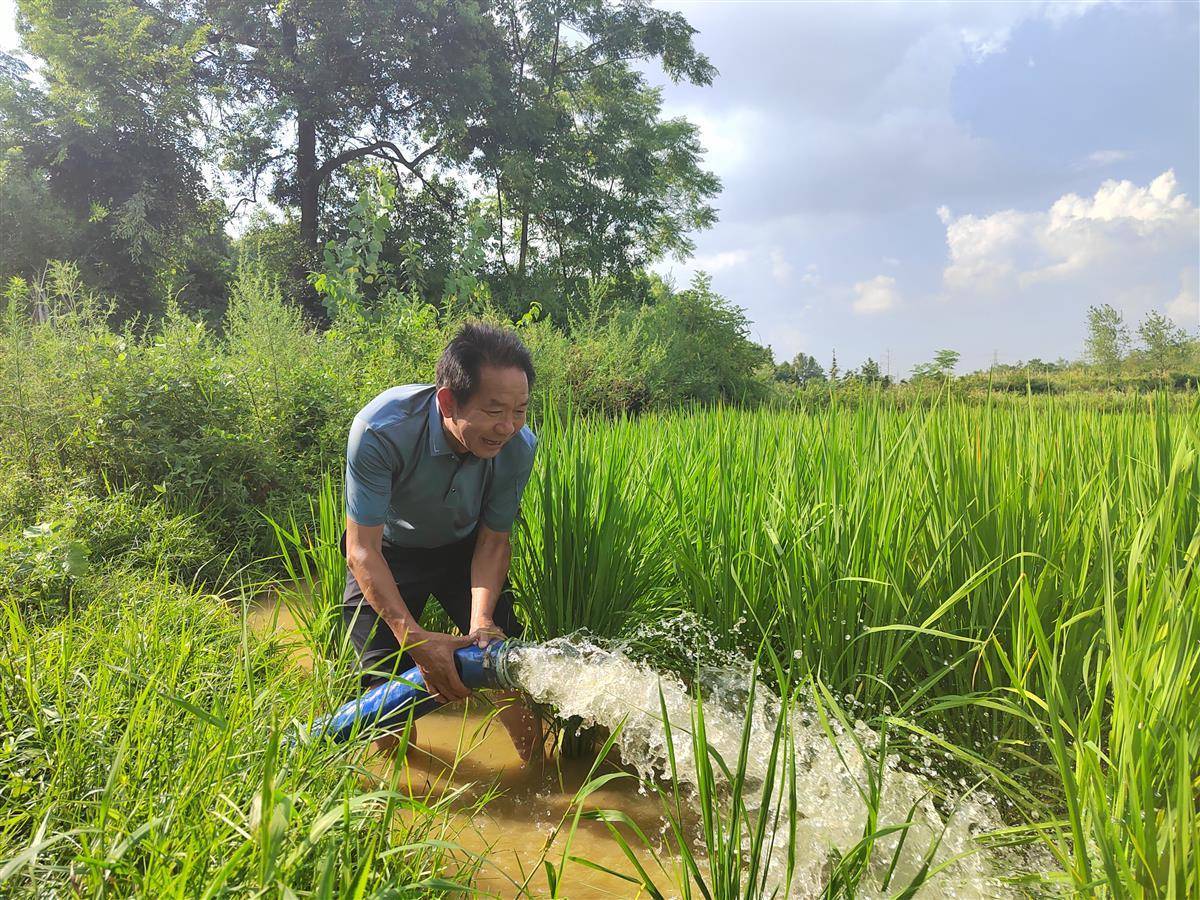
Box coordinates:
[340,529,525,689]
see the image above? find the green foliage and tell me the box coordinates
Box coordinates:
[509,408,670,640]
[479,0,719,307]
[520,296,664,415]
[309,168,402,320]
[910,348,960,381]
[513,395,1200,895]
[7,1,721,320]
[774,351,826,386]
[268,472,348,660]
[0,521,91,625]
[1085,303,1131,374]
[3,6,229,316]
[1136,309,1192,376]
[0,573,483,895]
[645,273,772,405]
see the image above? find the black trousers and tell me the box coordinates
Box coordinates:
[340,529,524,689]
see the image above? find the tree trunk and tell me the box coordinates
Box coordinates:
[517,209,530,284]
[293,116,327,323]
[297,118,318,252]
[281,13,327,323]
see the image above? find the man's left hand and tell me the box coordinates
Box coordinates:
[469,619,507,648]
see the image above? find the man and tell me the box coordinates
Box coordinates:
[341,320,541,763]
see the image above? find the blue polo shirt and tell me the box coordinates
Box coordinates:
[344,384,537,548]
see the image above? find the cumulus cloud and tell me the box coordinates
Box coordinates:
[853,275,901,314]
[941,170,1199,294]
[1167,269,1198,328]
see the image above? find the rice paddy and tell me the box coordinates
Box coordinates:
[2,393,1198,896]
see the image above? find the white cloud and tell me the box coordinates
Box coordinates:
[801,263,821,286]
[1082,149,1131,168]
[853,275,901,314]
[769,248,793,284]
[941,170,1199,295]
[1167,269,1198,328]
[692,249,750,273]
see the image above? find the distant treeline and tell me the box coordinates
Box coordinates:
[773,301,1200,395]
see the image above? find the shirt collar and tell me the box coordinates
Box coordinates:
[427,389,456,458]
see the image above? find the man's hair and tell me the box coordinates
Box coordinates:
[436,320,535,405]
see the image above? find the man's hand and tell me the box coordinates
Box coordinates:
[468,617,507,648]
[405,629,474,703]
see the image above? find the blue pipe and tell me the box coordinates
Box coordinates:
[309,639,520,743]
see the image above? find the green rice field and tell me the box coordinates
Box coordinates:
[2,395,1198,896]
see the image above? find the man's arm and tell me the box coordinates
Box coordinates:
[345,519,471,701]
[468,523,513,646]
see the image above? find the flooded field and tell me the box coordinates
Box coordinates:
[251,599,1027,898]
[249,597,672,898]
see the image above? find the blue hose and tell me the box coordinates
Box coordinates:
[309,640,518,743]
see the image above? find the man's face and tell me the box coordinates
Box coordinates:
[438,365,529,459]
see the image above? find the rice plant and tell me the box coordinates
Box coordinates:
[514,392,1200,894]
[266,470,348,662]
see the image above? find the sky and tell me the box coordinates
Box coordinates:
[3,1,1197,374]
[646,0,1200,374]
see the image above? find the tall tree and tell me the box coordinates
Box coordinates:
[5,8,228,314]
[475,0,719,312]
[911,348,960,380]
[774,351,825,386]
[14,0,718,321]
[1084,303,1130,374]
[1136,310,1190,377]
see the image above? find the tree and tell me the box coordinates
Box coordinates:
[911,348,960,380]
[1084,303,1130,374]
[1,23,229,316]
[476,1,719,311]
[1136,310,1190,377]
[774,352,824,386]
[859,357,882,383]
[646,273,771,405]
[14,0,719,321]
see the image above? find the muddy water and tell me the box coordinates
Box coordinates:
[248,598,676,898]
[380,706,674,896]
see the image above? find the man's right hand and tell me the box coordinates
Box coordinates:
[404,629,475,703]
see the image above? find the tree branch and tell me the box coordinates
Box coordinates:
[311,139,454,212]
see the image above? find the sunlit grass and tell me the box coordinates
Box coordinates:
[3,392,1196,895]
[514,391,1199,895]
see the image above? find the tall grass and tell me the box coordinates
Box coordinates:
[511,405,672,640]
[514,392,1199,894]
[0,573,490,895]
[3,379,1195,895]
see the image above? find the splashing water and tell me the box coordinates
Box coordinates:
[503,636,1023,899]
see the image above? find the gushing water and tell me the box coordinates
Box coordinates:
[502,636,1021,899]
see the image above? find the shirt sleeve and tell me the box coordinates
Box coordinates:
[344,417,397,527]
[481,430,537,532]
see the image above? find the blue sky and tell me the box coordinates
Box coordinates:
[4,1,1197,374]
[648,1,1199,374]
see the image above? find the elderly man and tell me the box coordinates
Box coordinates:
[341,320,541,762]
